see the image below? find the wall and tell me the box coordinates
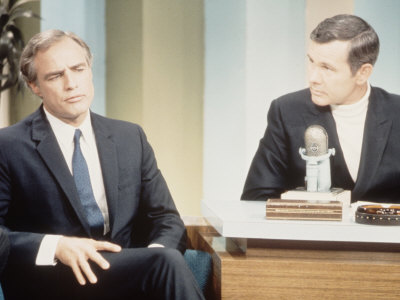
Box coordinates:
[354,0,400,94]
[204,0,306,202]
[306,0,353,38]
[106,0,204,216]
[106,1,143,124]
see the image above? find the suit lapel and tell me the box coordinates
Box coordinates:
[91,113,119,237]
[353,88,392,199]
[32,107,91,235]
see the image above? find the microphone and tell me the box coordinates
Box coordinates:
[299,125,335,192]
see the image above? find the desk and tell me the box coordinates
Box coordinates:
[202,200,400,243]
[191,201,400,299]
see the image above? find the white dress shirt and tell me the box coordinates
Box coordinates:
[36,108,109,265]
[330,84,370,182]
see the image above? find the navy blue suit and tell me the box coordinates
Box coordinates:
[242,87,400,203]
[0,106,203,299]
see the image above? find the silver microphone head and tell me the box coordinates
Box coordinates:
[304,125,328,156]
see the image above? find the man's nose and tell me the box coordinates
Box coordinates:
[64,71,77,89]
[308,65,322,84]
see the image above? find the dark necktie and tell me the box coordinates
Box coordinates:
[72,129,104,237]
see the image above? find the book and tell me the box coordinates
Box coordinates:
[266,198,342,221]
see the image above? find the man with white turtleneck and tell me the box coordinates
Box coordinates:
[242,14,400,204]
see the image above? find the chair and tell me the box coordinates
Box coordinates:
[184,249,212,293]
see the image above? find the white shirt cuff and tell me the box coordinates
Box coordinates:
[35,235,62,266]
[148,243,164,248]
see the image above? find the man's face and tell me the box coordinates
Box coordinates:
[307,40,365,106]
[29,37,94,127]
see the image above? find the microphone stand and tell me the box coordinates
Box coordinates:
[299,148,335,192]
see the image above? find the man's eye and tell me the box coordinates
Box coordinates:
[321,64,334,71]
[74,66,86,72]
[48,74,61,81]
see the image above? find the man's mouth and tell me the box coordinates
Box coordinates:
[65,95,84,102]
[310,87,325,96]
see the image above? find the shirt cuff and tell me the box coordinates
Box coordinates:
[35,235,62,266]
[148,243,164,248]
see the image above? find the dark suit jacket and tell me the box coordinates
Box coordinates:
[242,86,400,203]
[0,106,186,268]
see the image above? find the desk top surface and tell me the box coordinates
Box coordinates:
[202,200,400,244]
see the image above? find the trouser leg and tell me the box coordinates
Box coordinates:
[75,247,206,300]
[3,247,205,300]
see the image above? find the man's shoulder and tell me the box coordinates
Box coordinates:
[271,88,312,112]
[370,86,400,115]
[0,107,40,137]
[273,88,311,104]
[276,88,311,100]
[92,113,141,129]
[371,86,400,102]
[91,113,145,139]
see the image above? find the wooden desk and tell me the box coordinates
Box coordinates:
[188,224,400,300]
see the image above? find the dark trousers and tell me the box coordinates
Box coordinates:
[0,229,9,276]
[2,247,205,300]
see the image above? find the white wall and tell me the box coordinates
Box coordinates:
[245,0,306,165]
[203,0,247,202]
[203,0,306,202]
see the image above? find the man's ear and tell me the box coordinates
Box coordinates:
[28,81,42,98]
[356,63,373,85]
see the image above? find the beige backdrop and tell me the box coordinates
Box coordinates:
[106,0,204,216]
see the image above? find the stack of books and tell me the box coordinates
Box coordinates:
[266,188,350,221]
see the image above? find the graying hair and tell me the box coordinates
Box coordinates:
[20,29,93,84]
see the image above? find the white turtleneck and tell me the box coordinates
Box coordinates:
[330,84,370,182]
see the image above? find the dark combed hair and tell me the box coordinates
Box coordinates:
[310,14,379,74]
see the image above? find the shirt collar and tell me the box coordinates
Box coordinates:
[330,83,371,116]
[43,107,94,147]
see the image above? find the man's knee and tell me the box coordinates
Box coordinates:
[150,248,186,271]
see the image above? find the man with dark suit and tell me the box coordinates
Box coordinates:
[242,14,400,204]
[0,30,204,299]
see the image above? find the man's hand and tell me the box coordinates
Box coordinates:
[55,236,121,285]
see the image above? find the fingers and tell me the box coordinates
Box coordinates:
[71,261,88,285]
[55,237,122,286]
[87,247,110,270]
[70,254,100,285]
[79,257,99,284]
[93,240,122,253]
[88,240,121,270]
